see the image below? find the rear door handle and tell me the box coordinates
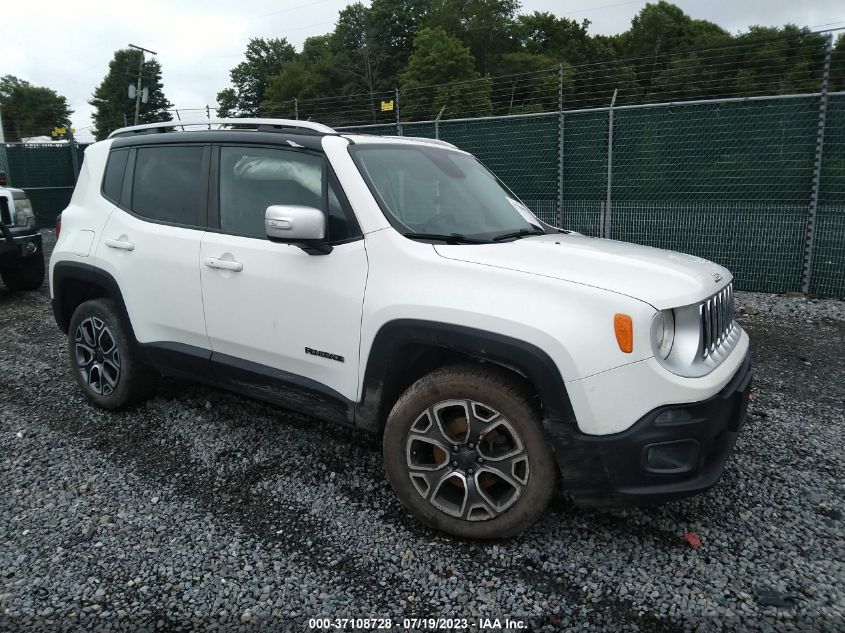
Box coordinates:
[204,257,243,272]
[105,237,135,251]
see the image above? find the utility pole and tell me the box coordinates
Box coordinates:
[129,44,157,126]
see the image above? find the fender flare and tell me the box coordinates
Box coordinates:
[356,319,577,432]
[51,261,133,339]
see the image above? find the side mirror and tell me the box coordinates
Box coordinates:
[265,205,332,255]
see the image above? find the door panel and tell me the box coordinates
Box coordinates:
[199,233,367,400]
[200,144,367,401]
[94,144,210,350]
[97,209,209,348]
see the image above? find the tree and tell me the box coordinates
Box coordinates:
[216,38,296,117]
[90,49,171,140]
[428,0,520,75]
[731,26,828,97]
[0,75,72,142]
[514,12,595,65]
[491,52,558,114]
[399,27,491,120]
[617,1,730,100]
[331,3,382,95]
[366,0,432,88]
[832,33,845,93]
[261,36,349,120]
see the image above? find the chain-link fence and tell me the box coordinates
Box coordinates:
[2,30,843,296]
[0,143,85,226]
[335,92,845,296]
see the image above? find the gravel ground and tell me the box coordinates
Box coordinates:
[1,230,843,632]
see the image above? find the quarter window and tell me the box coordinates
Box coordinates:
[102,149,129,203]
[131,146,205,225]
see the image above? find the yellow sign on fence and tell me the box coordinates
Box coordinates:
[380,99,394,112]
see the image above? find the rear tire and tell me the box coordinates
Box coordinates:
[1,254,44,291]
[67,299,158,409]
[383,364,556,539]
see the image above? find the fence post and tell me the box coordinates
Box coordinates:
[802,33,834,295]
[435,104,446,140]
[67,122,80,181]
[294,98,299,120]
[558,63,564,228]
[395,88,402,135]
[604,88,618,239]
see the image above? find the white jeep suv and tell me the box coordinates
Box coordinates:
[50,119,751,538]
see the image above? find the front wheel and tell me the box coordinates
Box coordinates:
[67,299,158,409]
[383,364,556,539]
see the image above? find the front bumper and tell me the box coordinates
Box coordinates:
[551,352,752,506]
[0,228,42,266]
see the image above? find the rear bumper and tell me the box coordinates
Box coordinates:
[551,352,752,506]
[0,229,42,267]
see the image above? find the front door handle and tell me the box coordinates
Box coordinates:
[204,257,243,272]
[105,237,135,251]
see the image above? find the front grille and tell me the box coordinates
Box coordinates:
[700,283,734,358]
[0,197,12,226]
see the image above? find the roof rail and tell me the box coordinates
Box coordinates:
[107,118,336,139]
[394,136,458,150]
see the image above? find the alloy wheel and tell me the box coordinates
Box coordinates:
[405,399,530,521]
[74,316,121,396]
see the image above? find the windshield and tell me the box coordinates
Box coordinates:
[350,144,544,241]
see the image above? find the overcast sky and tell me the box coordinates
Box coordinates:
[2,0,843,142]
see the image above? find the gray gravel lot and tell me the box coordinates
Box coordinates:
[1,231,843,632]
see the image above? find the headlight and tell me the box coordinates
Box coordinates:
[13,197,35,226]
[654,309,675,359]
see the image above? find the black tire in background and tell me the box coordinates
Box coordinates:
[67,298,158,409]
[383,363,557,539]
[0,253,45,291]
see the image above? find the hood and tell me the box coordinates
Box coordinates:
[434,233,731,310]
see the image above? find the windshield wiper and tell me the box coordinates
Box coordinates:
[491,227,546,242]
[403,232,488,244]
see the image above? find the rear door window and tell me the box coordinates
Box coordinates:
[131,146,205,225]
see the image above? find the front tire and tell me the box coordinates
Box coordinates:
[383,364,556,539]
[1,254,45,291]
[67,299,157,409]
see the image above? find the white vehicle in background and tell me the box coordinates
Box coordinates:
[0,172,44,290]
[49,119,751,539]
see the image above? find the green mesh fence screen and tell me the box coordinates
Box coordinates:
[607,96,820,294]
[0,143,87,226]
[438,115,560,224]
[812,95,845,296]
[5,91,845,297]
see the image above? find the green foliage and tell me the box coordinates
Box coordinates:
[514,12,596,65]
[832,34,845,93]
[400,27,491,119]
[216,38,296,117]
[90,49,171,141]
[218,1,835,124]
[731,26,827,96]
[427,0,520,75]
[0,75,73,142]
[491,52,559,114]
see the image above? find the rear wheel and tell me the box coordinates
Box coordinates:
[1,254,44,291]
[67,299,158,409]
[383,364,556,538]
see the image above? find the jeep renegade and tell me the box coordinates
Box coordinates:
[49,119,751,538]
